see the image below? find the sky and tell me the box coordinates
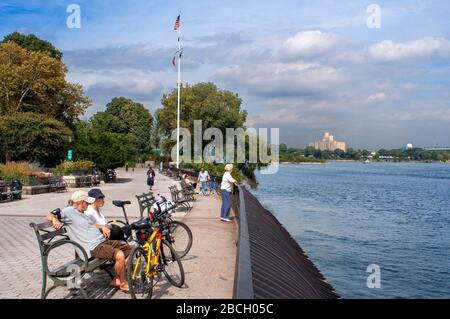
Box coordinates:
[1,0,449,149]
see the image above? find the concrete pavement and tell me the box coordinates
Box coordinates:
[0,168,237,299]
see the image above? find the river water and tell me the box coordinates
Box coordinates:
[250,162,450,298]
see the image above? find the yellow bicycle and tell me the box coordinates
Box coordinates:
[127,217,185,299]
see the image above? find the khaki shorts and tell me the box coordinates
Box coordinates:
[91,240,132,261]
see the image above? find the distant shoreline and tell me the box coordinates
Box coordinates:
[279,160,449,164]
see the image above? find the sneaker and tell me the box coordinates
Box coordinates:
[221,218,231,222]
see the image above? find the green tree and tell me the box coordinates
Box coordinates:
[304,146,316,157]
[0,42,90,126]
[91,97,153,155]
[2,32,63,60]
[72,121,137,172]
[0,112,71,166]
[156,82,247,152]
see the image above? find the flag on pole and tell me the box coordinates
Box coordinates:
[174,14,181,30]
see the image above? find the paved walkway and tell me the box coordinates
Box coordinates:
[0,168,237,299]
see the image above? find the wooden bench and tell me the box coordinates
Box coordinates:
[180,181,196,199]
[0,182,22,202]
[76,176,93,188]
[29,220,114,299]
[135,192,155,219]
[49,176,68,193]
[169,186,192,212]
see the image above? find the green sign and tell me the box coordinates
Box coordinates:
[67,149,73,161]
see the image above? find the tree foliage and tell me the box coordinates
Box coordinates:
[2,32,63,60]
[72,120,137,172]
[156,82,247,142]
[90,97,153,155]
[0,42,90,126]
[0,112,71,166]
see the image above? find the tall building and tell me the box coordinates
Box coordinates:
[308,132,346,152]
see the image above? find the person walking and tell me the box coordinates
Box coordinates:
[220,164,237,222]
[198,168,210,195]
[147,166,156,190]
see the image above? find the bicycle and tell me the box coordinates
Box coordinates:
[200,178,221,197]
[127,207,185,299]
[110,196,193,259]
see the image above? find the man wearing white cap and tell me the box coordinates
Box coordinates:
[47,190,131,292]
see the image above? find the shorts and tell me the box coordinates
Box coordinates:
[91,240,132,262]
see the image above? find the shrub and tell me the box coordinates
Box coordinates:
[54,160,95,176]
[0,161,34,184]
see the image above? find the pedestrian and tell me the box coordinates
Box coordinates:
[220,164,237,222]
[125,162,129,172]
[197,167,210,195]
[147,166,155,190]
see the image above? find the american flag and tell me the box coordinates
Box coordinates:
[174,14,181,30]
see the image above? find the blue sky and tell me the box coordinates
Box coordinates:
[1,0,450,149]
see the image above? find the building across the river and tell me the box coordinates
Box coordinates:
[309,132,346,152]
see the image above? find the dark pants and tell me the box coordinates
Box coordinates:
[220,189,232,219]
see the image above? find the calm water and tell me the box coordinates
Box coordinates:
[251,162,450,298]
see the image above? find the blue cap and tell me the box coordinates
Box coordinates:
[88,188,105,199]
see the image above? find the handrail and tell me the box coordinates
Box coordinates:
[232,185,254,299]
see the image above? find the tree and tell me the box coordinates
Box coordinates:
[2,32,63,60]
[0,113,71,166]
[91,97,153,155]
[156,82,247,145]
[304,146,316,157]
[72,121,137,172]
[0,42,90,126]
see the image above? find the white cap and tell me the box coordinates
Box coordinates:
[70,190,95,204]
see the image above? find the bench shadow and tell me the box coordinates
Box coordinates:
[180,254,198,262]
[152,280,189,299]
[64,271,121,299]
[108,178,133,184]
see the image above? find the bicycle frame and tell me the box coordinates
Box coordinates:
[131,227,162,280]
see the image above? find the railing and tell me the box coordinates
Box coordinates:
[164,165,339,298]
[232,185,340,299]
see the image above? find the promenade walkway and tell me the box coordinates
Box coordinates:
[0,168,236,299]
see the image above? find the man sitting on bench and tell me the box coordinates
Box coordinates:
[47,190,131,292]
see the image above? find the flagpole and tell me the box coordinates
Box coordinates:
[176,14,181,169]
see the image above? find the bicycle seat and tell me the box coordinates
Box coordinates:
[112,200,131,208]
[131,218,151,230]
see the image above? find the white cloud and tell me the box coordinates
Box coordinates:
[216,62,345,98]
[280,30,343,59]
[368,37,450,62]
[366,92,387,104]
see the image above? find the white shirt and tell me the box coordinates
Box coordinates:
[198,171,210,182]
[85,205,107,226]
[221,172,235,192]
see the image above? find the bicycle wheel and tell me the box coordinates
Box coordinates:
[127,246,154,299]
[167,220,193,259]
[160,240,185,287]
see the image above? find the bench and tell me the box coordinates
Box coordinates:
[180,180,196,198]
[0,182,22,202]
[169,186,192,212]
[76,176,93,188]
[135,192,156,219]
[29,220,114,299]
[49,176,68,193]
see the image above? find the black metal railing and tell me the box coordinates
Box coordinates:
[233,185,340,299]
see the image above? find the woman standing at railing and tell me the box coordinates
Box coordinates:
[220,164,237,222]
